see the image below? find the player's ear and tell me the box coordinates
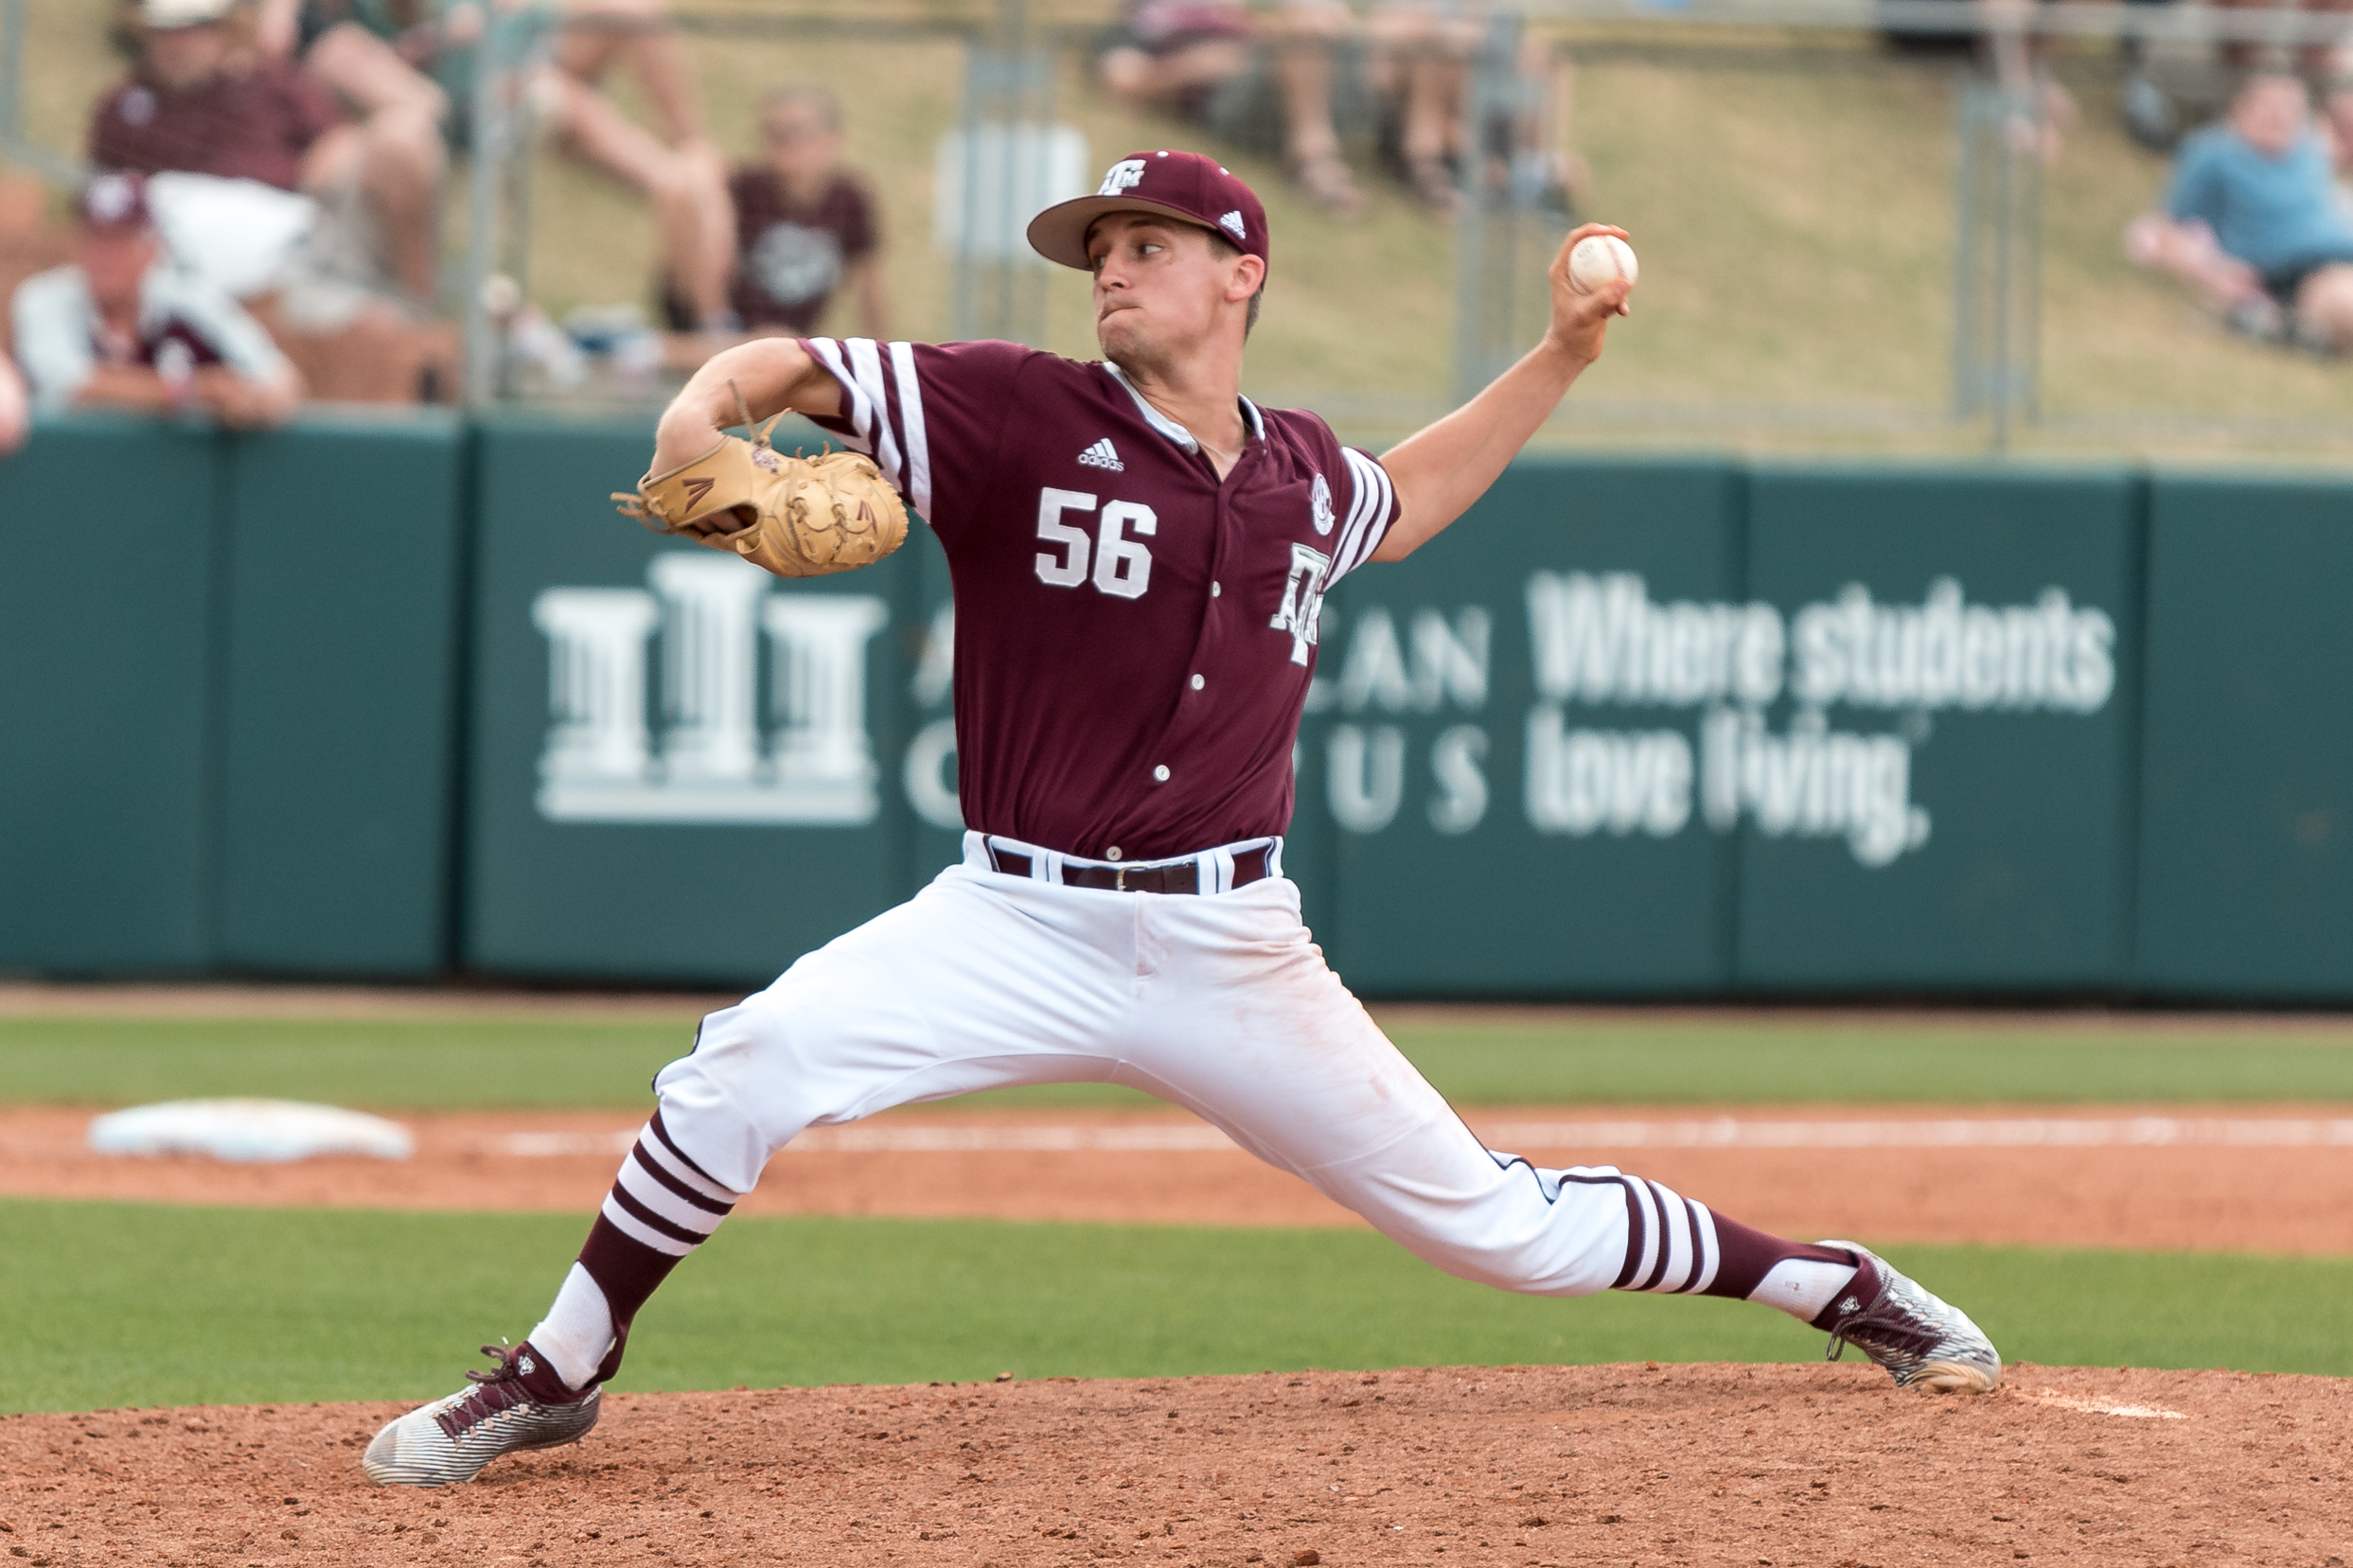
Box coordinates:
[1227,253,1265,305]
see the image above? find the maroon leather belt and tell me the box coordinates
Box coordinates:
[986,844,1273,894]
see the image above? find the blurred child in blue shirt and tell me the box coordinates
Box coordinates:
[2126,72,2353,349]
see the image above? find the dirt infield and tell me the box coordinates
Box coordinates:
[9,1103,2353,1254]
[2,1363,2344,1567]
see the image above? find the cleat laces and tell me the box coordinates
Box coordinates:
[1821,1280,1929,1366]
[433,1343,541,1439]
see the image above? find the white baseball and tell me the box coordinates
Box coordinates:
[479,272,523,317]
[1567,234,1638,294]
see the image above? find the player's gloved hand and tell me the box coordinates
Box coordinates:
[613,409,909,580]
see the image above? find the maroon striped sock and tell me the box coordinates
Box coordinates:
[1608,1172,1854,1299]
[1702,1212,1856,1302]
[573,1109,741,1381]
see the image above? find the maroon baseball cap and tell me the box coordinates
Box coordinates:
[79,171,153,233]
[1026,150,1269,272]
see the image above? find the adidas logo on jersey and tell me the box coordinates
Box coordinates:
[1076,438,1125,472]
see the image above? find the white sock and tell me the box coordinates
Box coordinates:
[529,1263,616,1390]
[1747,1257,1861,1323]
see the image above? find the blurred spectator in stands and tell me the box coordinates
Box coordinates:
[1363,1,1480,213]
[0,355,27,455]
[10,173,299,427]
[1979,0,2078,161]
[0,169,62,452]
[255,0,734,328]
[91,0,444,307]
[1098,1,1367,215]
[2120,7,2353,154]
[1363,4,1579,216]
[2125,72,2353,349]
[257,0,480,149]
[538,0,735,329]
[677,84,886,348]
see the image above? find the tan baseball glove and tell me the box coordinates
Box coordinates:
[613,418,908,580]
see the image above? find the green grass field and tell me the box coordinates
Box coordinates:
[5,1011,2350,1109]
[8,1198,2349,1414]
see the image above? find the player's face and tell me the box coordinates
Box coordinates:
[2235,76,2310,156]
[1087,214,1249,366]
[80,226,158,309]
[761,103,842,184]
[143,23,230,90]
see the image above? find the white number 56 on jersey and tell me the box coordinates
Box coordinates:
[1035,486,1157,600]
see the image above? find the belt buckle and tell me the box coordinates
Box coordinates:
[1115,865,1126,892]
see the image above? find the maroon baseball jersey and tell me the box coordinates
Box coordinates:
[90,65,342,194]
[729,169,877,332]
[799,336,1398,861]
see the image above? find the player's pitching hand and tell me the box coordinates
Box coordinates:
[1542,222,1634,367]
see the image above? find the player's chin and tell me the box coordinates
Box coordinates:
[1095,315,1144,360]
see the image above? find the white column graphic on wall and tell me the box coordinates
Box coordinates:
[535,590,661,787]
[651,553,765,785]
[532,551,890,825]
[764,594,888,820]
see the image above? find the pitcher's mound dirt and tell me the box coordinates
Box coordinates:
[5,1363,2344,1567]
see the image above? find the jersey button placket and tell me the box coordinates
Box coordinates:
[1176,472,1240,732]
[1149,449,1240,781]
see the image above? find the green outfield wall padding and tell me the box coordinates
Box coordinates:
[1317,457,1743,994]
[462,413,924,985]
[11,414,2353,1001]
[2134,476,2353,999]
[1734,467,2142,991]
[214,414,468,976]
[0,418,221,970]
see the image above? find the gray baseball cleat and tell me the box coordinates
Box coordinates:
[1813,1242,2003,1394]
[362,1342,601,1486]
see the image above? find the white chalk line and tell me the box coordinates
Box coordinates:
[2025,1389,2188,1420]
[1484,1117,2353,1150]
[487,1117,2353,1160]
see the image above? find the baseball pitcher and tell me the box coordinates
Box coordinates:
[364,151,2000,1488]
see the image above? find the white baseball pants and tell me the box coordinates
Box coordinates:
[646,833,1665,1299]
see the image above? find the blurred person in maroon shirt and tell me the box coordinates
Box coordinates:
[10,172,298,428]
[665,83,885,358]
[89,0,443,303]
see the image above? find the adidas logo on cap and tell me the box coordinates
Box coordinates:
[1077,438,1124,472]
